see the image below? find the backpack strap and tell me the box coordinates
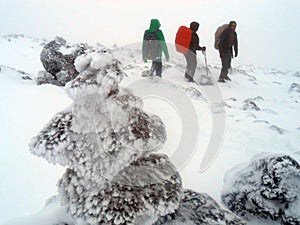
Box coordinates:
[146,29,159,39]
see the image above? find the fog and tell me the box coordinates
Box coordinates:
[1,0,300,70]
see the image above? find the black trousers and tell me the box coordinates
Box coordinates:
[151,59,162,77]
[184,51,197,79]
[220,51,232,78]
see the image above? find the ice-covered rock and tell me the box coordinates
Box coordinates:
[221,153,300,225]
[37,70,61,86]
[31,50,167,184]
[58,154,182,225]
[293,71,300,78]
[289,83,300,93]
[30,48,182,224]
[38,37,87,86]
[30,46,244,225]
[242,97,263,111]
[154,189,247,225]
[269,125,287,135]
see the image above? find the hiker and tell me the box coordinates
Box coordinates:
[218,21,238,83]
[142,19,169,77]
[184,21,206,82]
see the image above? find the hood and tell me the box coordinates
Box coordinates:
[149,19,161,32]
[190,21,199,32]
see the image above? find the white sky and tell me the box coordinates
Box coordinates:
[1,0,300,70]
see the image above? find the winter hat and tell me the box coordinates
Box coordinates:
[229,21,237,26]
[190,21,199,31]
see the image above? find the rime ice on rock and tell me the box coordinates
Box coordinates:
[37,37,87,86]
[58,154,182,225]
[30,47,248,225]
[221,153,300,225]
[154,189,247,225]
[30,48,183,224]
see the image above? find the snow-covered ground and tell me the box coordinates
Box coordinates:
[0,35,299,225]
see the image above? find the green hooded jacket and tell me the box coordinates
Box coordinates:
[142,19,169,61]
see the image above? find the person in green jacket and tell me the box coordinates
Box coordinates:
[142,19,169,77]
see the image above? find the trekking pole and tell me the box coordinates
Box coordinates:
[202,50,209,77]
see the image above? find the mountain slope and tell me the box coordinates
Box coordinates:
[0,35,299,225]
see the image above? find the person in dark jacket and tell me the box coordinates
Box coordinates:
[218,21,238,82]
[184,21,206,82]
[143,19,169,77]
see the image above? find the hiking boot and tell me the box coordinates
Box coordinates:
[185,74,194,82]
[218,78,226,83]
[224,75,231,81]
[149,69,154,77]
[185,77,194,82]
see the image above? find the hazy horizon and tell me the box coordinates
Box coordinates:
[1,0,300,70]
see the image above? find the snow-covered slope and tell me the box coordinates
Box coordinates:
[0,34,46,75]
[0,35,299,225]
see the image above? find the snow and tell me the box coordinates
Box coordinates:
[0,70,71,223]
[3,0,300,71]
[0,35,45,75]
[0,35,299,225]
[3,197,75,225]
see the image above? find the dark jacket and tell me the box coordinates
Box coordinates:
[219,27,238,56]
[142,19,169,60]
[189,22,203,53]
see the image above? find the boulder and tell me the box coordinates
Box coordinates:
[222,153,300,225]
[39,37,87,86]
[154,189,247,225]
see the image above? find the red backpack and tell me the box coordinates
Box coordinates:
[175,26,192,54]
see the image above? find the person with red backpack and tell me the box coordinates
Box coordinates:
[218,21,238,83]
[184,21,206,82]
[142,19,169,77]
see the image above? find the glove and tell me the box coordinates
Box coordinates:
[235,51,238,57]
[201,46,206,52]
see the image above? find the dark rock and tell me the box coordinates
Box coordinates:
[243,101,260,111]
[222,153,300,225]
[129,107,166,142]
[21,75,32,80]
[37,70,62,86]
[270,125,287,135]
[40,38,66,76]
[154,189,247,225]
[242,97,263,111]
[289,83,300,93]
[293,72,300,78]
[39,37,87,86]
